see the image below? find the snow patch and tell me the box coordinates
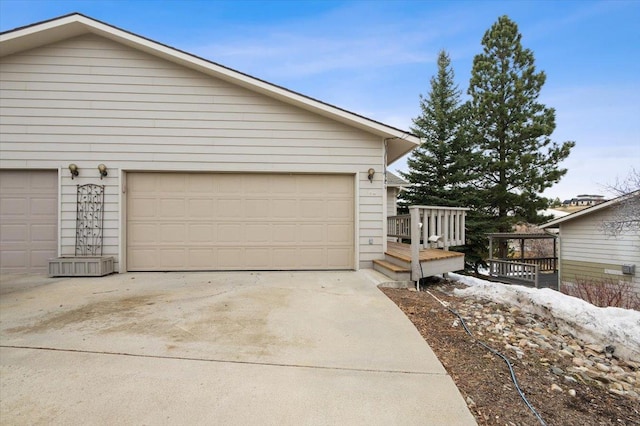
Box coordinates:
[450,273,640,362]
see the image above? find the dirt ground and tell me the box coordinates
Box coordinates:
[381,282,640,426]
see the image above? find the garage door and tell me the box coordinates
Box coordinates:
[0,170,58,274]
[127,173,354,271]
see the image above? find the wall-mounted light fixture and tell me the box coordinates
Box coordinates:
[367,168,375,183]
[68,163,79,179]
[97,164,108,179]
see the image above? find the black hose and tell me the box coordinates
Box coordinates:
[447,306,548,426]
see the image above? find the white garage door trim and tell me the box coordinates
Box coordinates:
[0,169,58,274]
[126,172,355,271]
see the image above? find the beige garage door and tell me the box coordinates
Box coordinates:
[127,173,354,271]
[0,170,58,274]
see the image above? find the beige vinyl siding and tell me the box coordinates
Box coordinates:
[386,187,399,217]
[0,34,385,270]
[559,207,640,293]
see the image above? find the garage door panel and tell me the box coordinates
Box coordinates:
[188,249,216,268]
[217,223,243,243]
[300,200,325,218]
[159,198,185,217]
[0,170,58,274]
[245,248,270,268]
[158,174,186,192]
[245,199,269,217]
[272,224,297,243]
[127,173,353,271]
[271,199,297,218]
[300,224,324,243]
[218,248,243,268]
[159,248,187,268]
[128,249,157,269]
[245,224,270,243]
[187,174,215,192]
[188,199,214,217]
[328,248,352,268]
[31,197,57,216]
[188,224,215,242]
[328,200,352,219]
[217,199,242,217]
[1,223,27,241]
[128,198,156,218]
[2,251,27,269]
[1,198,27,215]
[128,223,158,243]
[31,224,57,242]
[160,223,186,243]
[328,224,352,243]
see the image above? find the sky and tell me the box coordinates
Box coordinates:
[1,0,638,201]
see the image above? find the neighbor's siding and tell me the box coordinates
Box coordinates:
[559,207,640,295]
[0,34,385,270]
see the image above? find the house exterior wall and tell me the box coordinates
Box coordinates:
[386,187,399,217]
[559,207,640,296]
[0,34,386,271]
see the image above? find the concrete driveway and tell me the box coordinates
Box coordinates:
[0,270,475,425]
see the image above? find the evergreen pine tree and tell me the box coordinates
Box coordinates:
[400,50,470,208]
[467,15,575,239]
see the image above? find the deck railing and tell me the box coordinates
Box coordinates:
[489,259,539,287]
[388,206,469,281]
[509,256,557,272]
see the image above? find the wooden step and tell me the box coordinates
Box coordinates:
[373,259,410,273]
[372,259,411,281]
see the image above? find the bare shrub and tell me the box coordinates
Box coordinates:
[561,277,640,310]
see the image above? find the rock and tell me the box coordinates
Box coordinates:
[515,316,528,325]
[564,375,578,384]
[551,366,564,376]
[610,382,623,391]
[609,388,625,396]
[593,375,611,384]
[572,358,584,367]
[596,363,611,373]
[585,344,604,353]
[568,389,577,397]
[559,349,573,357]
[551,383,563,393]
[626,390,639,398]
[562,345,575,355]
[466,396,476,408]
[569,344,582,353]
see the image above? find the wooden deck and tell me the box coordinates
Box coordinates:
[386,241,464,263]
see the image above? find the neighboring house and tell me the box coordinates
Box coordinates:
[561,194,607,208]
[385,171,410,218]
[540,191,640,297]
[0,13,420,275]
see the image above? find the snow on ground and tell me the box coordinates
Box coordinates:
[450,273,640,362]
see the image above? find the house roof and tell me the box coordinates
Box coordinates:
[0,13,420,164]
[386,171,410,188]
[540,190,639,229]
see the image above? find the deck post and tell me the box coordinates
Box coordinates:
[410,207,421,282]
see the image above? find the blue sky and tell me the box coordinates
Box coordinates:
[1,0,638,201]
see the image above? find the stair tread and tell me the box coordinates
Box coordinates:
[373,259,410,273]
